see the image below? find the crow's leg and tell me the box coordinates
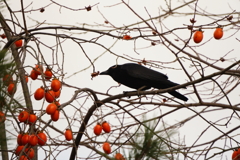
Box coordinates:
[123,86,148,98]
[136,86,148,96]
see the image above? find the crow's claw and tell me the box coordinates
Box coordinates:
[123,91,141,98]
[123,91,132,98]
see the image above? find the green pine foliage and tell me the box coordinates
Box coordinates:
[127,117,177,160]
[0,48,14,78]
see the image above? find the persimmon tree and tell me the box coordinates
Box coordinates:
[0,0,240,160]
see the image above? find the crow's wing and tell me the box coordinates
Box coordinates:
[121,63,179,88]
[121,63,168,78]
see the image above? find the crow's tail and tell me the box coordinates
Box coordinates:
[168,91,188,101]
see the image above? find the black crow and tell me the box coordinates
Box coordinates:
[100,63,188,101]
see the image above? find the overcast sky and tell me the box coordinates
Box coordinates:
[1,0,240,159]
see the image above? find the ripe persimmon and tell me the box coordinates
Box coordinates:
[94,123,102,136]
[7,83,16,95]
[123,35,131,40]
[115,153,125,160]
[19,155,28,160]
[15,39,23,47]
[15,145,24,155]
[29,134,38,146]
[45,90,55,103]
[65,129,73,141]
[54,90,61,98]
[46,103,57,115]
[51,79,61,92]
[37,132,47,146]
[34,87,45,100]
[25,75,28,83]
[44,68,53,80]
[28,114,37,124]
[232,148,240,160]
[102,142,111,154]
[30,70,38,80]
[17,133,23,145]
[21,134,30,145]
[102,121,111,133]
[213,27,223,40]
[18,110,29,122]
[25,148,34,159]
[51,110,60,121]
[34,65,43,75]
[193,30,203,43]
[0,111,6,123]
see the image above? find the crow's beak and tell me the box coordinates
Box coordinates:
[100,70,109,75]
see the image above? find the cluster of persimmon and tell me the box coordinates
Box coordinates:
[94,122,111,153]
[31,65,73,141]
[94,121,111,136]
[6,63,72,159]
[30,64,61,121]
[16,131,47,160]
[232,148,240,160]
[16,110,47,160]
[93,122,124,159]
[30,65,52,81]
[193,27,224,44]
